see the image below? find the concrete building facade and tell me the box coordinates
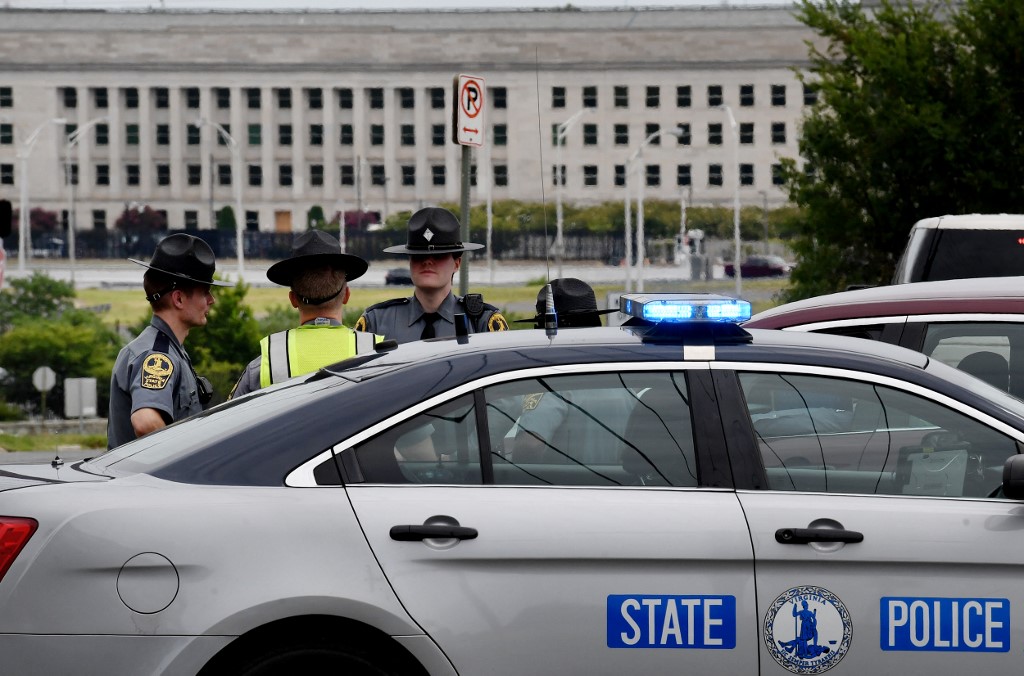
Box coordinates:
[0,5,818,234]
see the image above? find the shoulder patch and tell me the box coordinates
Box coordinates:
[366,297,411,311]
[354,315,368,332]
[488,312,510,332]
[141,353,174,390]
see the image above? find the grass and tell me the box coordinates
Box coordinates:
[0,433,107,453]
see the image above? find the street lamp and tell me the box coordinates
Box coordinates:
[627,125,684,292]
[196,117,244,281]
[65,116,108,283]
[15,117,66,273]
[719,104,742,296]
[554,107,595,279]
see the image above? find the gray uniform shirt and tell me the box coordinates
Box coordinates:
[107,316,202,450]
[356,292,507,344]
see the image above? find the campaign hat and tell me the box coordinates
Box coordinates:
[266,229,369,286]
[517,277,617,327]
[383,207,484,255]
[129,233,231,286]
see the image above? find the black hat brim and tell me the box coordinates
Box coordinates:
[514,308,618,324]
[383,242,485,255]
[128,258,233,286]
[266,252,369,286]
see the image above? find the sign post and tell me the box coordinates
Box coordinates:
[452,74,486,296]
[32,365,56,419]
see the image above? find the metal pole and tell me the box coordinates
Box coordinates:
[484,142,494,285]
[16,118,65,273]
[458,144,471,296]
[722,105,742,297]
[554,108,594,281]
[623,165,633,293]
[637,157,646,293]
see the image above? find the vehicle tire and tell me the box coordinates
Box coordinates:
[234,642,399,676]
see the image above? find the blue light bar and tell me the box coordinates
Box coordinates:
[621,293,752,324]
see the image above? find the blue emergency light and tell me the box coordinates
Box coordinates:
[620,293,752,324]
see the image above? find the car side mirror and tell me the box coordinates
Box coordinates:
[1001,455,1024,500]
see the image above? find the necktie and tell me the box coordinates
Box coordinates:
[420,312,441,339]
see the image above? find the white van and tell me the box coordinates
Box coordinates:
[892,213,1024,283]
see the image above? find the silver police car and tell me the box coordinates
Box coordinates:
[2,293,1024,675]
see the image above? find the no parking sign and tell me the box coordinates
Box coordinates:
[452,74,485,147]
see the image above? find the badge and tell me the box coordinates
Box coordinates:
[522,392,544,411]
[763,586,852,674]
[488,312,509,331]
[141,353,174,390]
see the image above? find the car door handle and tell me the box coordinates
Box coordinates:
[775,528,864,545]
[389,525,479,542]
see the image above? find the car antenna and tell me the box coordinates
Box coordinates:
[533,46,558,336]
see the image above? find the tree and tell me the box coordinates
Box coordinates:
[185,280,261,405]
[783,0,1024,300]
[115,205,167,232]
[0,272,76,333]
[307,205,328,230]
[215,206,236,232]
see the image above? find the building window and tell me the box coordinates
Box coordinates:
[156,124,171,146]
[399,88,415,109]
[278,124,292,146]
[583,165,598,187]
[740,84,754,107]
[494,164,508,187]
[217,124,231,146]
[124,87,139,109]
[187,124,200,145]
[401,124,415,146]
[246,210,258,230]
[677,123,691,145]
[432,124,445,146]
[187,164,201,186]
[677,85,691,108]
[677,164,691,186]
[340,164,354,186]
[771,84,787,106]
[740,163,754,186]
[184,210,198,229]
[279,164,293,187]
[93,124,109,146]
[62,86,77,109]
[614,164,625,187]
[218,164,232,186]
[803,83,819,106]
[310,164,324,187]
[551,123,563,147]
[707,85,723,107]
[154,87,169,109]
[370,124,384,145]
[430,87,445,109]
[401,165,416,186]
[126,164,140,186]
[309,124,324,146]
[708,123,723,145]
[614,85,629,108]
[709,164,723,187]
[125,124,140,146]
[583,123,598,146]
[432,165,446,186]
[276,88,292,109]
[248,164,262,187]
[645,123,661,144]
[614,124,629,146]
[583,86,597,108]
[773,163,785,185]
[645,164,661,187]
[92,210,106,229]
[339,124,353,145]
[185,87,200,109]
[552,164,566,187]
[93,87,108,109]
[337,88,353,109]
[65,164,79,186]
[368,88,384,109]
[156,164,170,186]
[0,87,12,107]
[246,87,261,109]
[646,86,660,108]
[371,165,386,186]
[552,86,566,109]
[492,87,507,109]
[95,164,110,186]
[215,87,230,109]
[740,122,754,144]
[771,122,786,144]
[493,123,507,146]
[306,88,323,110]
[247,124,261,146]
[0,123,11,145]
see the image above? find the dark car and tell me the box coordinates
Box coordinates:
[724,254,791,278]
[4,293,1024,674]
[744,276,1024,396]
[385,267,412,285]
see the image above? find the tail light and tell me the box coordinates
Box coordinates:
[0,517,37,582]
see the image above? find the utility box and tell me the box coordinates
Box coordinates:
[65,377,98,418]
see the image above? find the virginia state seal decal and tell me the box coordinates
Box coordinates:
[764,585,852,674]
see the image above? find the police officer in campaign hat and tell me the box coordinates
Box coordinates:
[355,207,508,342]
[229,229,382,399]
[108,233,230,449]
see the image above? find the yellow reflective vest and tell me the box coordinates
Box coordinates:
[259,325,381,388]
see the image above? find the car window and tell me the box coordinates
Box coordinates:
[922,322,1024,397]
[739,372,1019,498]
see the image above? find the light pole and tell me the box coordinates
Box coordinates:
[720,105,742,296]
[65,116,108,283]
[196,117,244,281]
[554,107,594,279]
[628,126,684,292]
[15,117,66,272]
[758,189,769,254]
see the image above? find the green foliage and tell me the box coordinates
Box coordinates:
[187,280,261,404]
[307,205,328,230]
[784,0,1024,300]
[0,399,25,421]
[115,205,167,232]
[257,304,297,337]
[0,272,77,332]
[215,206,236,232]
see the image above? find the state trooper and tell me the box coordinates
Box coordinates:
[230,229,382,399]
[355,207,508,342]
[107,233,230,449]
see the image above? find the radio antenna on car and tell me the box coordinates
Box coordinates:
[534,48,558,334]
